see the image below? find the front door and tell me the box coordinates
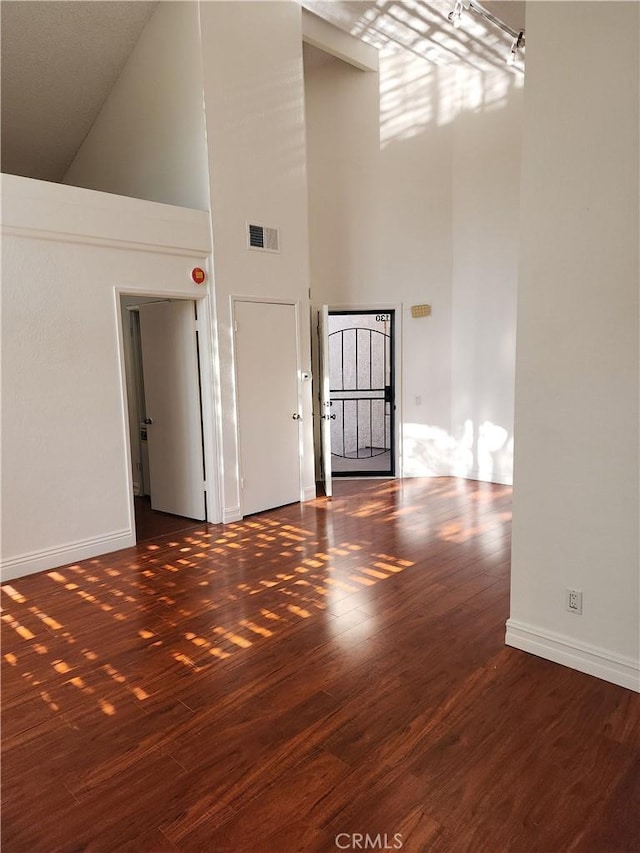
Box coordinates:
[328,310,395,477]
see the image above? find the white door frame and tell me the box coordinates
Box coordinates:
[318,305,332,497]
[231,295,305,519]
[320,302,403,480]
[123,306,148,496]
[114,287,222,542]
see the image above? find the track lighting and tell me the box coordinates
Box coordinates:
[447,0,465,29]
[448,0,525,67]
[507,30,525,66]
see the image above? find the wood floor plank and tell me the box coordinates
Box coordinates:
[320,766,445,850]
[2,749,187,853]
[2,477,638,852]
[173,749,350,851]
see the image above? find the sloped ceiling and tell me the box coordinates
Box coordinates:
[1,0,524,185]
[1,1,157,182]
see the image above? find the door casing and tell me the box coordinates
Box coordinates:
[115,287,222,542]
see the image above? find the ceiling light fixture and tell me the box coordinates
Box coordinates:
[447,0,466,29]
[448,0,525,65]
[507,30,525,66]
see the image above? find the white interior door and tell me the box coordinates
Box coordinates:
[318,305,332,497]
[138,301,206,520]
[234,300,301,516]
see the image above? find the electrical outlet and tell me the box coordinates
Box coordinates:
[566,588,583,614]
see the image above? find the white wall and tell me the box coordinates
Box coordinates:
[304,44,523,482]
[507,2,640,691]
[1,175,213,580]
[451,67,523,485]
[305,50,454,477]
[64,2,210,210]
[199,1,315,521]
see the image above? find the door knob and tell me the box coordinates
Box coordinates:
[292,413,302,420]
[143,418,153,425]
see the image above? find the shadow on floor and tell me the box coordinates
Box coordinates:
[134,495,203,543]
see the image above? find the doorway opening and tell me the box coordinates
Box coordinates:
[328,310,396,477]
[120,295,207,543]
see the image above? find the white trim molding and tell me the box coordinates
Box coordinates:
[450,466,513,487]
[303,485,317,502]
[1,529,135,582]
[223,505,243,524]
[506,618,640,693]
[1,225,210,258]
[0,174,211,256]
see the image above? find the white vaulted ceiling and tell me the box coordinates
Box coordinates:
[1,1,157,182]
[0,1,525,185]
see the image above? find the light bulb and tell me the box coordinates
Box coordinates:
[448,1,464,29]
[507,31,524,67]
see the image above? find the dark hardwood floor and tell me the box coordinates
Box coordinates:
[2,478,638,852]
[134,496,203,543]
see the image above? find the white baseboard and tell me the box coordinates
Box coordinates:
[450,466,513,486]
[505,618,640,693]
[1,528,135,582]
[222,505,242,524]
[302,485,317,502]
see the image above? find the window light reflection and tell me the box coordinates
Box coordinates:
[2,478,511,727]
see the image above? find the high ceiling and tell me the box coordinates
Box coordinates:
[1,1,157,182]
[1,0,525,185]
[303,1,526,69]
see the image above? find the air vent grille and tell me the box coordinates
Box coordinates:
[248,223,280,253]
